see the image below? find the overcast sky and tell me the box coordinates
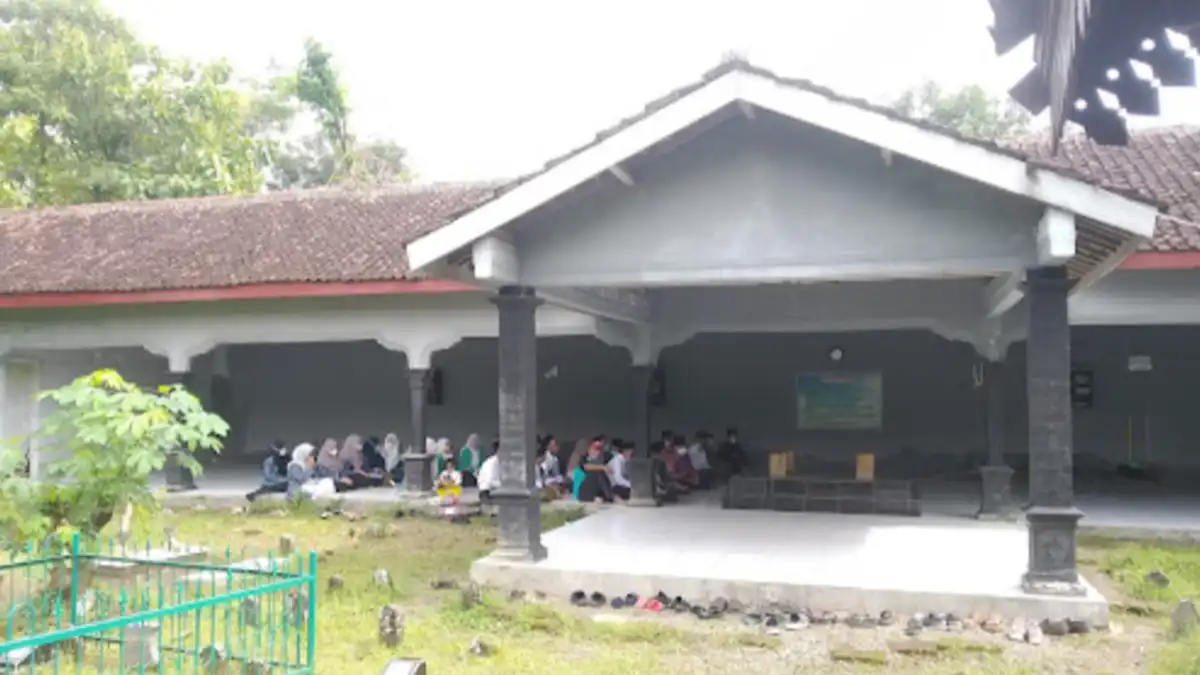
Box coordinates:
[105,0,1200,182]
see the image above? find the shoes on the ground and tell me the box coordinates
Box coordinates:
[569,590,588,607]
[589,592,607,607]
[624,593,638,607]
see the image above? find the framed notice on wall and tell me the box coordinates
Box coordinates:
[796,372,883,430]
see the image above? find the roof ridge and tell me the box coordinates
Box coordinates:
[0,180,503,221]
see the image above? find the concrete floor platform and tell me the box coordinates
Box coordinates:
[471,507,1110,626]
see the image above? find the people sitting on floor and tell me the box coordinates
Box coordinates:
[436,456,463,491]
[573,441,615,503]
[340,434,387,489]
[361,435,393,486]
[433,438,454,474]
[540,435,567,495]
[381,432,404,483]
[477,448,500,503]
[315,438,355,492]
[245,439,291,502]
[669,434,701,489]
[458,433,484,487]
[607,441,634,501]
[688,431,715,489]
[288,443,337,501]
[716,426,748,480]
[653,441,688,501]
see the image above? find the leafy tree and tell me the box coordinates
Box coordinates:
[0,0,267,207]
[0,369,228,547]
[892,81,1032,140]
[257,39,409,189]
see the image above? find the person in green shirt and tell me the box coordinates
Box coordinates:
[432,438,454,475]
[457,433,483,487]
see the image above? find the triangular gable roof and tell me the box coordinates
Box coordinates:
[407,59,1163,273]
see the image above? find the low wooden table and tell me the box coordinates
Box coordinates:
[724,476,921,516]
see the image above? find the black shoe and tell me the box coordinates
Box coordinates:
[569,590,588,606]
[589,592,607,607]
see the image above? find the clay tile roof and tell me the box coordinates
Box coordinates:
[0,183,498,294]
[0,59,1192,299]
[1009,126,1200,252]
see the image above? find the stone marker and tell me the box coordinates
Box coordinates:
[286,591,309,627]
[240,598,260,627]
[122,621,161,669]
[468,637,492,657]
[243,660,269,675]
[1172,599,1200,636]
[163,525,178,552]
[374,569,393,589]
[198,644,227,672]
[365,523,389,539]
[904,617,923,637]
[459,582,482,609]
[279,534,296,555]
[328,575,345,591]
[378,604,406,647]
[1145,570,1171,588]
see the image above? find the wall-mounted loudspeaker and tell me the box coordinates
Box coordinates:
[425,368,444,406]
[649,366,666,407]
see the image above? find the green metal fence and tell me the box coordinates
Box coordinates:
[0,533,317,674]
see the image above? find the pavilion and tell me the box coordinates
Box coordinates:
[2,60,1200,608]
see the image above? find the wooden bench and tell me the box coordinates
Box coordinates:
[724,476,921,516]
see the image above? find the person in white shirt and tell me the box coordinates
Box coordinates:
[688,431,715,489]
[606,442,634,501]
[476,451,500,502]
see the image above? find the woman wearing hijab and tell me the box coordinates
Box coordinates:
[432,438,455,475]
[457,433,483,487]
[381,432,404,483]
[245,439,291,502]
[340,434,386,489]
[314,438,354,492]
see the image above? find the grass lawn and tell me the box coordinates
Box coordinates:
[11,504,1199,674]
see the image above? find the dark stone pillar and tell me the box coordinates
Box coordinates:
[489,286,546,562]
[977,360,1014,519]
[164,372,196,492]
[402,367,434,493]
[1023,266,1084,595]
[627,364,657,506]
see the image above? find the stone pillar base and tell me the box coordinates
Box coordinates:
[164,452,196,492]
[627,457,657,507]
[401,453,434,494]
[491,488,547,562]
[976,465,1015,520]
[1022,505,1086,596]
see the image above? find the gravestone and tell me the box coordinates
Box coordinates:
[1172,599,1199,636]
[122,621,161,669]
